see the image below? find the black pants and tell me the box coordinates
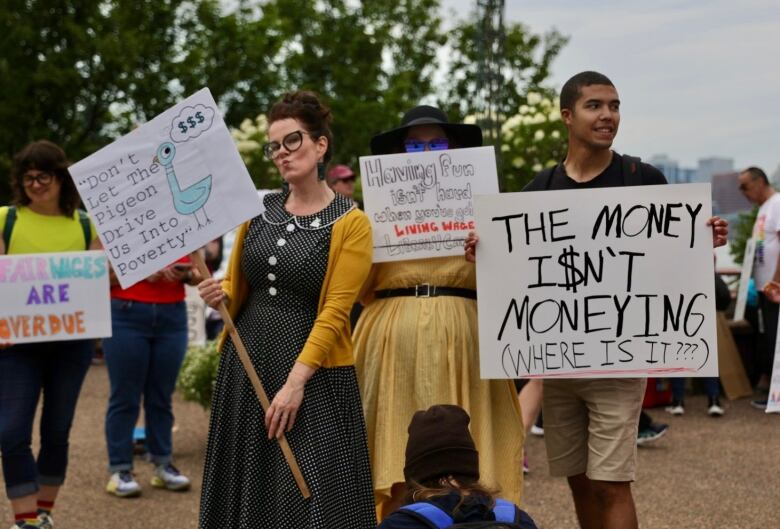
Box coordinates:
[757,292,778,378]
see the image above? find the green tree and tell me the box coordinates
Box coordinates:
[0,0,286,202]
[265,0,445,169]
[440,19,567,127]
[0,0,566,201]
[499,92,567,191]
[438,17,568,191]
[730,207,758,265]
[220,0,447,189]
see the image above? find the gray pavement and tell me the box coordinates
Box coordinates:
[1,363,778,528]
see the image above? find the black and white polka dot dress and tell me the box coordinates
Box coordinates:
[199,192,376,529]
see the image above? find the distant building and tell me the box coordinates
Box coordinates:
[696,157,734,183]
[648,154,698,184]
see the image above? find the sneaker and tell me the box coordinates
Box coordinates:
[36,513,53,529]
[151,463,191,491]
[750,399,768,410]
[106,470,142,497]
[707,398,724,417]
[665,400,685,416]
[522,455,529,474]
[637,422,669,446]
[530,425,544,436]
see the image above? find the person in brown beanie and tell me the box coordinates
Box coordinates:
[378,405,537,529]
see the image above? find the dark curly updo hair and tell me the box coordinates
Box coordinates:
[268,91,333,163]
[10,140,81,217]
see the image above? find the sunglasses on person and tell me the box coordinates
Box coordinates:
[22,171,54,187]
[263,130,311,160]
[403,138,449,153]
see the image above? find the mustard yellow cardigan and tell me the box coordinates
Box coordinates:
[217,207,373,369]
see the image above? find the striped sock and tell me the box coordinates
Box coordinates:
[37,500,54,515]
[14,511,39,525]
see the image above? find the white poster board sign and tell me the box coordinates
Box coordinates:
[0,251,111,344]
[69,88,262,288]
[733,237,756,321]
[359,146,499,262]
[475,183,718,378]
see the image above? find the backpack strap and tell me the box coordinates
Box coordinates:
[77,209,92,249]
[621,155,643,187]
[492,499,517,524]
[2,206,17,250]
[399,502,454,529]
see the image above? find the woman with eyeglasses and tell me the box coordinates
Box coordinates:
[0,140,100,529]
[351,106,525,518]
[196,91,376,529]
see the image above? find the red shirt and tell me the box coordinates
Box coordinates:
[110,257,189,304]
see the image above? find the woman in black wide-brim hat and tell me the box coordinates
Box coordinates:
[352,106,525,518]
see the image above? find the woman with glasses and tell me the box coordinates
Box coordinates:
[0,140,99,529]
[351,106,525,517]
[196,91,376,529]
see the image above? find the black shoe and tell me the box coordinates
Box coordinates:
[637,422,669,446]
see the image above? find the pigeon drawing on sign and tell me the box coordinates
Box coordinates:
[154,142,213,229]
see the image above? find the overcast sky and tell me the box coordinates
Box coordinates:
[442,0,780,174]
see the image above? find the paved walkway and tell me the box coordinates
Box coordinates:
[1,364,777,528]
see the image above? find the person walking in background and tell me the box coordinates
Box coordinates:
[0,140,100,529]
[197,91,376,528]
[378,405,537,529]
[102,256,200,497]
[738,166,779,409]
[353,106,524,517]
[665,271,731,417]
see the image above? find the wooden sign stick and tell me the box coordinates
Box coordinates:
[190,252,311,499]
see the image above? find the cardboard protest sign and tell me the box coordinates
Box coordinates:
[69,88,262,288]
[359,146,499,262]
[475,183,718,378]
[733,237,755,321]
[0,251,111,343]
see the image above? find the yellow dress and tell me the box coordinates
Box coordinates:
[353,256,524,509]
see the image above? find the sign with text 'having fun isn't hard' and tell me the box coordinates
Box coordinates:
[0,251,111,343]
[359,146,499,262]
[475,183,718,378]
[69,88,262,288]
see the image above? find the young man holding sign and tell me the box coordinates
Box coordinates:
[466,71,727,529]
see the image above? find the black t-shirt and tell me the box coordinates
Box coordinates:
[527,152,667,191]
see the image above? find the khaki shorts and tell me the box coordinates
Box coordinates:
[542,378,646,482]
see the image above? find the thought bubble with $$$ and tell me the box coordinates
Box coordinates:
[170,104,215,143]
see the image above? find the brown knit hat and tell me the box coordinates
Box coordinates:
[403,405,480,484]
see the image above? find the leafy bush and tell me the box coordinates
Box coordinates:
[729,207,758,265]
[177,341,220,409]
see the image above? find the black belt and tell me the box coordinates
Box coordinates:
[375,284,477,299]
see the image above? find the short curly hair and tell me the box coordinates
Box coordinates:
[10,140,81,217]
